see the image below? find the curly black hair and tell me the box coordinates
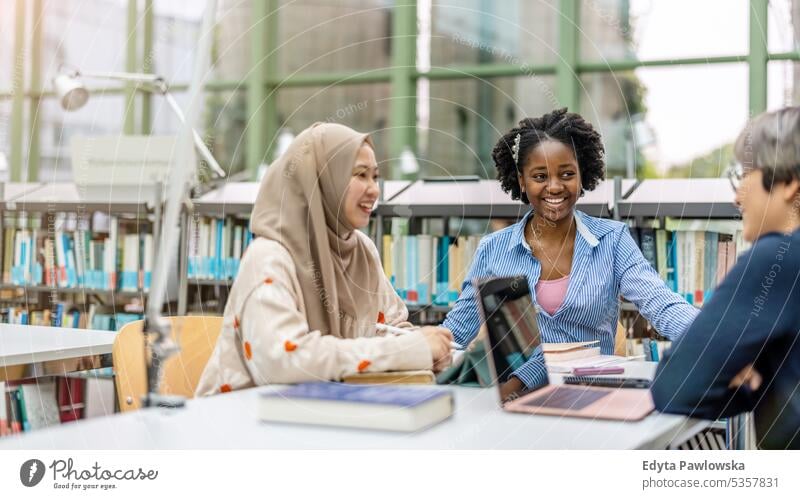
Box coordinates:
[492,108,605,204]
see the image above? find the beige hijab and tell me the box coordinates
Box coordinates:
[250,122,383,338]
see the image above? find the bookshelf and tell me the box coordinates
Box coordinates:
[614,178,743,358]
[174,177,740,325]
[372,177,636,321]
[0,182,163,327]
[375,178,635,219]
[617,178,740,219]
[0,182,164,438]
[178,180,412,315]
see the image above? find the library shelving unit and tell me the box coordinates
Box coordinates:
[373,177,635,321]
[617,178,740,220]
[0,182,163,322]
[614,178,742,323]
[178,180,412,316]
[0,181,164,437]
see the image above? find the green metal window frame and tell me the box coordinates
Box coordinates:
[2,0,795,181]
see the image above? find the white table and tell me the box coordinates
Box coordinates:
[0,361,707,449]
[0,324,117,381]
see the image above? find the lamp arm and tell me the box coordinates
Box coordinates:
[163,92,226,178]
[76,70,163,86]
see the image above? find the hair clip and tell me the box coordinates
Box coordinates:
[512,133,521,167]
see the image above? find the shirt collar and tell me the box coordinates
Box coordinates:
[509,209,600,251]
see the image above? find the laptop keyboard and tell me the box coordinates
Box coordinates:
[521,386,610,410]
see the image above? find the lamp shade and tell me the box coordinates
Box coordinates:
[54,74,89,111]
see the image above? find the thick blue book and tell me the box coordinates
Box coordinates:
[259,382,453,432]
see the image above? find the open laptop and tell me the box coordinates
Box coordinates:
[474,275,654,421]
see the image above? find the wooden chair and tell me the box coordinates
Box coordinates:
[614,321,629,357]
[112,315,222,412]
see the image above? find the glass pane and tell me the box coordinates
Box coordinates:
[37,93,125,182]
[41,0,127,87]
[0,0,15,89]
[580,64,748,178]
[580,0,748,62]
[430,0,558,68]
[578,71,645,177]
[0,100,10,181]
[768,60,800,111]
[277,83,391,167]
[425,76,557,179]
[150,90,247,176]
[212,1,249,80]
[768,0,798,53]
[277,0,393,74]
[151,2,204,83]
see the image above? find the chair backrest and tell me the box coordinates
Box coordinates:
[614,321,628,357]
[112,315,223,412]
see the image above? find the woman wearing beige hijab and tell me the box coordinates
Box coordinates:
[196,123,453,395]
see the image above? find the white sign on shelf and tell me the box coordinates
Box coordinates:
[70,135,196,197]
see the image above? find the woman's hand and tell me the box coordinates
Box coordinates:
[728,363,763,391]
[420,326,454,372]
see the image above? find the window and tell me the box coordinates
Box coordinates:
[430,0,559,68]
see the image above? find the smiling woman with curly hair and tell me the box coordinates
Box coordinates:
[442,108,698,399]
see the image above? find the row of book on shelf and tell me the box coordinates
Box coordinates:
[0,302,142,330]
[0,375,115,437]
[381,233,482,306]
[378,217,747,309]
[2,212,745,314]
[187,216,253,280]
[630,218,748,307]
[1,213,154,292]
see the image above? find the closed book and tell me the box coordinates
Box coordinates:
[58,377,84,423]
[417,235,433,304]
[0,382,7,436]
[542,341,600,353]
[342,370,436,385]
[19,381,60,431]
[716,239,728,286]
[258,382,453,432]
[543,346,601,362]
[434,236,450,305]
[655,229,668,281]
[639,228,657,270]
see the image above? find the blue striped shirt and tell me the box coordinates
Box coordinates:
[442,209,699,388]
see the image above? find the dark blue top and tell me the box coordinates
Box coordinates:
[651,229,800,449]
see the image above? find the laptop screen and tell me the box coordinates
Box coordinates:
[474,275,549,401]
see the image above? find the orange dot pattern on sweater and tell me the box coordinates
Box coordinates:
[220,384,232,393]
[264,277,274,284]
[244,341,253,360]
[357,360,371,373]
[377,311,385,324]
[284,340,297,352]
[233,317,240,330]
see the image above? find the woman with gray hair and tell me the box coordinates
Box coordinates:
[651,107,800,449]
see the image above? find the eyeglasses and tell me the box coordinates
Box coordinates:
[726,162,745,192]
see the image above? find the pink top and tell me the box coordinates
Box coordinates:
[535,274,570,315]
